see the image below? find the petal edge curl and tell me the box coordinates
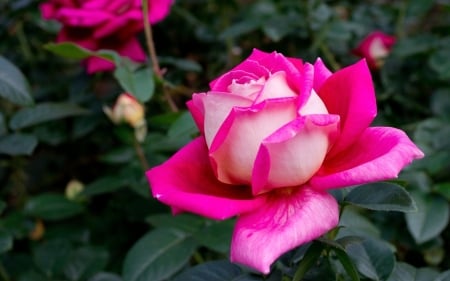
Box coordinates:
[310,127,424,190]
[231,187,338,274]
[146,137,265,220]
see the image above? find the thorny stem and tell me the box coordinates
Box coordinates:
[141,0,178,112]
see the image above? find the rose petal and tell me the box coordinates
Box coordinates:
[252,114,340,194]
[57,8,112,26]
[231,187,338,274]
[254,71,297,103]
[85,56,115,74]
[310,127,424,190]
[313,58,332,92]
[210,98,297,184]
[299,89,328,115]
[146,137,265,219]
[211,69,264,93]
[200,92,253,148]
[318,59,377,158]
[116,37,146,62]
[148,0,173,24]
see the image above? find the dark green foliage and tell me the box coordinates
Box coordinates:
[0,0,449,280]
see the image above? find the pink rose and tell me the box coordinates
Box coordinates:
[353,31,396,69]
[146,49,423,273]
[40,0,173,73]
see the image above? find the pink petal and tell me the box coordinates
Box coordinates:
[148,0,173,24]
[254,71,297,103]
[310,127,424,190]
[57,8,112,26]
[313,58,332,92]
[296,63,314,110]
[146,137,266,220]
[299,90,328,116]
[318,59,376,158]
[210,69,265,93]
[40,3,57,19]
[200,92,253,148]
[187,95,206,134]
[84,56,115,74]
[210,98,297,185]
[115,37,146,62]
[252,114,340,194]
[93,16,130,39]
[353,31,396,69]
[231,187,339,274]
[82,0,111,9]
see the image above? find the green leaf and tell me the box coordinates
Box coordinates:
[338,207,380,238]
[386,262,440,281]
[318,238,360,281]
[0,56,33,106]
[405,192,449,244]
[293,242,325,281]
[343,237,395,281]
[81,176,128,197]
[33,239,72,277]
[194,219,235,253]
[429,48,450,80]
[435,182,450,200]
[391,35,438,57]
[0,133,38,156]
[63,247,109,281]
[430,89,450,119]
[10,102,89,130]
[18,271,48,281]
[114,65,154,103]
[344,182,417,212]
[435,271,450,281]
[25,193,84,221]
[122,228,198,281]
[88,273,123,281]
[173,260,260,281]
[0,230,13,254]
[0,112,6,136]
[333,248,360,281]
[159,57,202,72]
[44,42,94,60]
[146,214,205,234]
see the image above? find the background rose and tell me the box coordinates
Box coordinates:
[146,49,423,273]
[40,0,173,73]
[353,31,396,69]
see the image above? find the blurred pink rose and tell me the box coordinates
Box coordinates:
[40,0,173,73]
[353,31,396,69]
[146,49,423,273]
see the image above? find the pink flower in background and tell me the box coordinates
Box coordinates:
[40,0,173,73]
[146,49,423,273]
[353,31,396,69]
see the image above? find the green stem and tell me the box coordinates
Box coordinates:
[133,136,150,171]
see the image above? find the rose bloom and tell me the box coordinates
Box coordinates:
[40,0,173,73]
[146,49,423,273]
[353,31,396,69]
